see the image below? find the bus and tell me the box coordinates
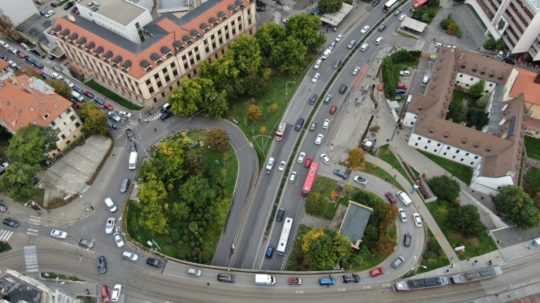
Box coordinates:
[383,0,399,11]
[276,217,293,255]
[302,162,319,195]
[275,122,287,142]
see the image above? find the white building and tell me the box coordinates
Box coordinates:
[0,0,38,27]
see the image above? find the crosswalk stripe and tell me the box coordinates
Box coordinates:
[0,230,13,242]
[24,245,39,273]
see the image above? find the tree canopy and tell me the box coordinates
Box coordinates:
[318,0,343,14]
[47,79,72,100]
[286,14,325,54]
[346,148,366,170]
[448,205,483,237]
[428,175,460,203]
[0,162,39,201]
[301,228,351,270]
[78,103,109,136]
[7,125,55,166]
[493,186,540,228]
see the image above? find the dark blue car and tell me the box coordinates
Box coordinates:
[265,245,274,258]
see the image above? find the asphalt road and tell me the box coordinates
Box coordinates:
[230,2,413,270]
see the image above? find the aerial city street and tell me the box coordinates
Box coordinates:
[2,0,540,302]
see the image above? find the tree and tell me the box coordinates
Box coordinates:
[255,23,286,64]
[302,228,351,270]
[286,14,325,53]
[0,162,39,201]
[46,79,72,99]
[199,57,238,98]
[138,174,168,235]
[468,80,485,100]
[247,104,262,121]
[78,103,109,136]
[493,186,540,228]
[318,0,343,14]
[170,77,204,116]
[448,205,484,237]
[346,148,365,169]
[7,125,55,166]
[524,168,540,198]
[428,175,460,203]
[227,34,263,96]
[272,37,307,75]
[447,94,467,123]
[206,129,229,152]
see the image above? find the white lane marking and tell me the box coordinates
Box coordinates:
[0,229,13,242]
[24,245,39,273]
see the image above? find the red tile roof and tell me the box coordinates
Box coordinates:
[510,68,540,106]
[0,75,72,133]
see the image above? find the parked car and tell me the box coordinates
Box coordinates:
[0,202,7,213]
[312,72,321,83]
[289,171,297,183]
[100,285,111,303]
[105,217,116,234]
[369,267,384,277]
[308,94,318,105]
[329,105,337,115]
[314,58,322,69]
[111,284,123,302]
[94,97,105,106]
[120,178,130,193]
[97,256,107,275]
[276,208,285,222]
[2,218,19,228]
[378,24,386,32]
[79,238,94,249]
[322,118,330,129]
[121,251,139,262]
[297,152,306,164]
[314,133,324,145]
[294,118,305,131]
[384,192,399,204]
[391,256,405,269]
[288,277,303,286]
[353,175,368,185]
[265,157,275,173]
[159,111,172,121]
[217,273,235,283]
[333,169,348,180]
[309,122,317,131]
[360,25,371,34]
[352,66,360,76]
[83,90,95,99]
[347,40,356,49]
[335,33,343,42]
[400,70,411,76]
[339,84,348,94]
[320,153,330,164]
[113,233,125,248]
[398,14,406,21]
[398,208,407,223]
[323,94,333,104]
[49,229,68,239]
[403,232,412,247]
[278,160,287,171]
[413,213,423,227]
[146,257,163,268]
[342,274,360,283]
[104,197,118,213]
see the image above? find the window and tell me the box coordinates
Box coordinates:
[455,150,460,154]
[154,73,159,79]
[75,122,81,128]
[452,155,456,159]
[190,59,195,65]
[162,67,168,74]
[149,87,155,94]
[225,33,230,40]
[70,115,76,121]
[61,134,66,139]
[474,156,478,159]
[415,143,418,146]
[417,137,421,140]
[184,63,189,70]
[465,152,469,156]
[165,75,170,82]
[447,146,450,150]
[196,54,200,61]
[51,121,56,126]
[157,81,163,88]
[427,140,431,143]
[460,158,464,162]
[205,47,210,53]
[437,143,441,147]
[172,69,178,76]
[443,152,447,156]
[424,146,428,150]
[470,162,474,165]
[171,62,176,68]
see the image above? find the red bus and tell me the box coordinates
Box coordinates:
[302,162,319,195]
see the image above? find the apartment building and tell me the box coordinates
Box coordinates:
[0,73,82,157]
[403,48,525,195]
[49,0,256,108]
[467,0,540,62]
[0,269,78,303]
[0,0,38,27]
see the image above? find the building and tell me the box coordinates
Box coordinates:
[319,3,354,28]
[49,0,256,108]
[0,71,82,157]
[339,201,373,249]
[400,16,428,34]
[0,269,78,303]
[403,48,525,195]
[467,0,540,62]
[0,0,38,27]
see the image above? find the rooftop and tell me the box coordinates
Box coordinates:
[0,271,42,303]
[339,201,373,248]
[510,68,540,105]
[400,16,428,33]
[78,0,147,26]
[0,74,72,133]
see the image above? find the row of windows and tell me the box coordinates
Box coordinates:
[415,137,480,158]
[414,143,478,165]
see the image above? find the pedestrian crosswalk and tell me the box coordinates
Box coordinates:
[26,215,40,237]
[0,229,13,242]
[24,245,39,273]
[28,215,41,226]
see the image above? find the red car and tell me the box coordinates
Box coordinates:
[329,105,337,115]
[83,90,95,99]
[288,277,303,286]
[303,157,313,168]
[369,267,384,278]
[102,103,113,111]
[397,83,407,90]
[100,285,111,303]
[384,192,398,204]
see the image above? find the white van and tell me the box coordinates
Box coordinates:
[360,43,369,52]
[128,151,138,170]
[104,197,118,213]
[254,274,277,286]
[397,191,412,206]
[375,36,383,45]
[422,74,430,85]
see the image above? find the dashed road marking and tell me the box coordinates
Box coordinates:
[0,229,13,242]
[26,228,39,237]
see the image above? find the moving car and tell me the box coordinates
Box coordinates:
[391,256,405,269]
[342,274,360,283]
[120,178,130,193]
[413,213,423,227]
[288,277,303,286]
[111,284,123,302]
[104,197,118,213]
[217,273,235,283]
[339,84,348,94]
[375,36,383,45]
[369,267,384,277]
[333,169,348,180]
[97,256,107,275]
[105,217,116,234]
[113,233,125,248]
[78,238,94,249]
[312,72,321,83]
[146,257,163,268]
[353,175,368,185]
[352,66,360,75]
[323,94,333,104]
[360,43,369,52]
[294,118,305,131]
[320,153,330,164]
[308,94,318,105]
[378,24,386,32]
[309,122,317,131]
[265,157,275,173]
[314,133,324,145]
[0,202,7,213]
[398,14,406,21]
[322,118,330,129]
[403,233,412,247]
[385,192,399,204]
[398,208,407,223]
[347,40,356,49]
[187,268,202,277]
[121,251,139,262]
[276,208,285,222]
[49,229,68,240]
[2,218,19,228]
[289,171,297,183]
[319,277,336,286]
[397,191,412,206]
[329,105,337,115]
[360,25,371,34]
[278,160,287,171]
[297,152,306,164]
[265,245,274,258]
[314,58,322,69]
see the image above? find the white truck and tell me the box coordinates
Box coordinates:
[254,274,277,286]
[128,151,138,170]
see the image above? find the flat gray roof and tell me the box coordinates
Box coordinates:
[400,16,428,33]
[320,3,353,27]
[339,201,373,244]
[80,0,147,26]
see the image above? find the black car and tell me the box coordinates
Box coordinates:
[2,218,19,228]
[120,178,130,193]
[403,233,412,247]
[339,84,348,95]
[129,141,137,152]
[0,202,7,213]
[276,208,285,222]
[342,274,360,283]
[159,111,172,121]
[308,94,318,105]
[146,257,163,268]
[97,256,107,275]
[217,273,235,283]
[371,0,381,6]
[294,118,305,131]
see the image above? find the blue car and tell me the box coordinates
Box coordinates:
[319,277,336,286]
[94,97,105,106]
[265,245,274,259]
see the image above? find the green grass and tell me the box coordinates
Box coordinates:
[85,80,143,110]
[417,230,449,273]
[228,73,304,162]
[427,200,497,260]
[360,162,405,191]
[0,241,11,253]
[524,167,540,198]
[525,136,540,161]
[377,145,412,184]
[305,176,340,219]
[420,151,473,185]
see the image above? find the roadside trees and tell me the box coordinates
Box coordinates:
[46,79,72,100]
[285,14,325,54]
[0,162,39,201]
[493,186,540,228]
[6,125,55,166]
[78,103,109,136]
[301,228,351,270]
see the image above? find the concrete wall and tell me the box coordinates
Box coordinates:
[455,73,497,93]
[408,133,483,167]
[0,0,38,26]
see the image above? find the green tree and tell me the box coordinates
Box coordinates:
[170,77,203,116]
[0,162,39,201]
[448,205,484,237]
[138,174,168,235]
[302,228,351,270]
[447,94,467,122]
[318,0,343,14]
[46,79,72,100]
[198,79,229,118]
[206,128,229,152]
[272,37,307,75]
[255,23,286,64]
[524,168,540,198]
[286,14,325,53]
[199,57,238,98]
[493,186,540,228]
[78,102,109,136]
[428,175,460,203]
[468,80,485,100]
[227,34,262,96]
[7,125,55,166]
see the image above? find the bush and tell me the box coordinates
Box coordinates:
[318,0,343,14]
[493,186,540,228]
[305,192,337,219]
[412,0,441,24]
[524,168,540,199]
[0,241,11,253]
[381,50,421,99]
[440,15,462,37]
[448,205,483,237]
[428,175,460,203]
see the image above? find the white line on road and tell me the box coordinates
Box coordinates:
[24,245,39,273]
[0,229,13,242]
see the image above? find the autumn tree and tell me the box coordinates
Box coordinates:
[47,79,72,100]
[206,128,229,152]
[346,148,365,169]
[78,103,109,136]
[247,104,262,121]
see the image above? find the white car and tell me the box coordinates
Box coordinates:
[278,160,287,171]
[434,41,443,48]
[0,40,5,47]
[398,14,406,21]
[187,268,202,277]
[121,250,139,262]
[111,284,123,302]
[361,25,371,34]
[335,33,343,42]
[314,58,322,70]
[352,66,360,76]
[360,43,369,52]
[105,217,116,234]
[265,157,275,172]
[322,118,330,129]
[63,79,75,88]
[113,233,125,248]
[7,60,17,69]
[311,72,321,83]
[398,208,407,223]
[320,153,330,164]
[104,197,118,213]
[400,70,411,76]
[289,171,297,183]
[297,152,306,164]
[49,229,68,240]
[347,40,356,49]
[45,10,55,18]
[353,175,368,185]
[314,133,324,145]
[413,213,423,228]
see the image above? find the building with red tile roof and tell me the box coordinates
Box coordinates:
[0,75,82,156]
[49,0,256,108]
[509,68,540,121]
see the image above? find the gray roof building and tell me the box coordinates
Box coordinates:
[339,201,373,249]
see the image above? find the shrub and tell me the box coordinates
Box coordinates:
[428,175,460,203]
